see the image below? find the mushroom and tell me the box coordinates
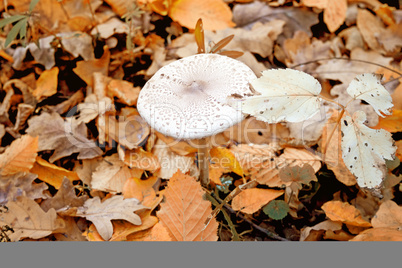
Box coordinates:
[137,53,256,186]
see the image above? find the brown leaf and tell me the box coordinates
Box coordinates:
[123,147,160,171]
[0,173,48,206]
[0,135,38,176]
[33,67,59,101]
[300,220,343,241]
[41,177,88,212]
[0,196,65,241]
[54,217,87,241]
[76,195,146,241]
[30,157,80,189]
[232,188,284,214]
[322,200,372,227]
[73,157,103,186]
[26,112,103,163]
[123,176,159,207]
[157,170,219,241]
[141,222,173,241]
[357,9,385,52]
[91,154,143,193]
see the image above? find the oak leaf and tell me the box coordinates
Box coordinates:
[232,188,284,214]
[0,173,48,206]
[157,170,219,241]
[341,111,396,189]
[322,200,371,227]
[41,177,88,212]
[91,154,143,193]
[0,196,64,241]
[76,195,146,241]
[0,135,38,176]
[26,112,103,163]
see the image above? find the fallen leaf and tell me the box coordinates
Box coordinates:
[350,227,402,241]
[73,47,110,88]
[53,217,87,241]
[300,220,343,241]
[357,9,385,52]
[157,170,219,241]
[73,157,103,186]
[123,176,159,207]
[32,67,59,101]
[41,177,88,212]
[0,173,48,206]
[303,0,347,32]
[26,112,103,163]
[232,188,284,214]
[30,157,80,189]
[91,154,143,193]
[0,196,64,241]
[373,109,402,132]
[371,200,402,229]
[341,111,396,189]
[76,195,146,241]
[322,200,372,227]
[210,147,243,176]
[242,69,322,123]
[123,147,160,171]
[396,141,402,162]
[0,135,38,176]
[76,94,114,125]
[169,0,235,31]
[141,222,173,241]
[107,79,141,106]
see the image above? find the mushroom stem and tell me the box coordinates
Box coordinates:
[197,137,210,187]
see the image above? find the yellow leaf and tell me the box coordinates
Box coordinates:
[33,67,59,101]
[169,0,235,30]
[210,147,243,176]
[231,188,284,214]
[0,135,38,176]
[30,157,80,189]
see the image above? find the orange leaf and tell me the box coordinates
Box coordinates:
[210,147,243,176]
[303,0,347,32]
[0,135,38,176]
[157,170,219,241]
[123,148,160,171]
[373,109,402,133]
[371,200,402,229]
[350,227,402,241]
[73,47,110,88]
[374,4,396,26]
[232,188,284,214]
[123,176,159,207]
[107,79,141,106]
[33,67,59,101]
[194,18,205,54]
[142,222,174,241]
[169,0,235,31]
[396,140,402,162]
[30,157,80,189]
[322,201,372,227]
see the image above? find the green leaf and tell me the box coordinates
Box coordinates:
[0,15,27,28]
[263,200,289,220]
[29,0,41,12]
[5,17,28,47]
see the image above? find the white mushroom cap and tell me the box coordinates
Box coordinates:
[137,54,256,140]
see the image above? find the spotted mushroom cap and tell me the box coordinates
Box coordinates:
[137,54,257,140]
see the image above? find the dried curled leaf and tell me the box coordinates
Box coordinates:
[341,111,396,189]
[346,73,393,117]
[76,195,146,241]
[242,69,322,123]
[0,196,64,241]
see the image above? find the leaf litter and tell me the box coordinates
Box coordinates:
[0,0,402,242]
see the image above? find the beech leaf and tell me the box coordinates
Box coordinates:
[157,170,219,241]
[242,69,322,123]
[341,111,396,189]
[346,73,393,117]
[76,195,146,241]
